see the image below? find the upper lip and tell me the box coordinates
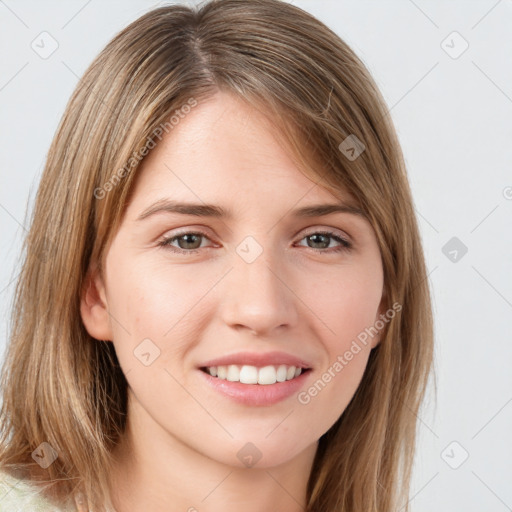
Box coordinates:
[199,351,312,369]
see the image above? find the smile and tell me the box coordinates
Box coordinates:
[200,364,310,385]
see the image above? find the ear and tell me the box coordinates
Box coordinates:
[370,287,388,349]
[80,263,113,341]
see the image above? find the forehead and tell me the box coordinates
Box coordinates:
[127,91,358,216]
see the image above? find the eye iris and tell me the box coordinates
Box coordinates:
[308,233,330,249]
[178,234,202,249]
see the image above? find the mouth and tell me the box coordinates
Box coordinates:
[197,351,314,406]
[198,364,312,406]
[200,364,312,385]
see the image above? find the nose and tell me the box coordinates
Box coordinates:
[219,248,299,337]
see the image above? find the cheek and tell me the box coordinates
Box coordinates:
[105,261,210,409]
[297,268,381,419]
[107,258,246,392]
[105,258,210,368]
[310,267,383,350]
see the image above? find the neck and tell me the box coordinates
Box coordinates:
[109,391,318,512]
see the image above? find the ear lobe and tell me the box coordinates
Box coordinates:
[80,264,113,341]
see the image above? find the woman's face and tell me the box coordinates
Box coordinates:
[83,91,386,469]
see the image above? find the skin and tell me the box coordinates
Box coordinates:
[80,90,386,512]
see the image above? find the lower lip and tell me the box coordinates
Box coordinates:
[198,369,312,406]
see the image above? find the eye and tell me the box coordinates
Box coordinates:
[158,231,213,254]
[158,229,352,255]
[296,230,352,253]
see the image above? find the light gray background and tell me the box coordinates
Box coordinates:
[1,1,511,510]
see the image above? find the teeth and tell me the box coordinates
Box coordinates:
[226,364,240,381]
[239,365,258,384]
[257,365,276,385]
[276,364,287,382]
[205,364,305,384]
[217,366,227,379]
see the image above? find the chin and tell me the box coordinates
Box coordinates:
[204,435,314,470]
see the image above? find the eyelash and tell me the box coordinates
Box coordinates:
[158,230,352,255]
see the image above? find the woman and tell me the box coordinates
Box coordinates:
[0,0,434,510]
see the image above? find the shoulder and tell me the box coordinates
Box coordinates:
[0,469,75,512]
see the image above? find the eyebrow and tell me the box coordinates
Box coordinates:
[136,199,366,221]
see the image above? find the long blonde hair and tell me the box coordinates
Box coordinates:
[0,0,434,510]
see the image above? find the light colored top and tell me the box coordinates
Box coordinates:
[0,470,77,511]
